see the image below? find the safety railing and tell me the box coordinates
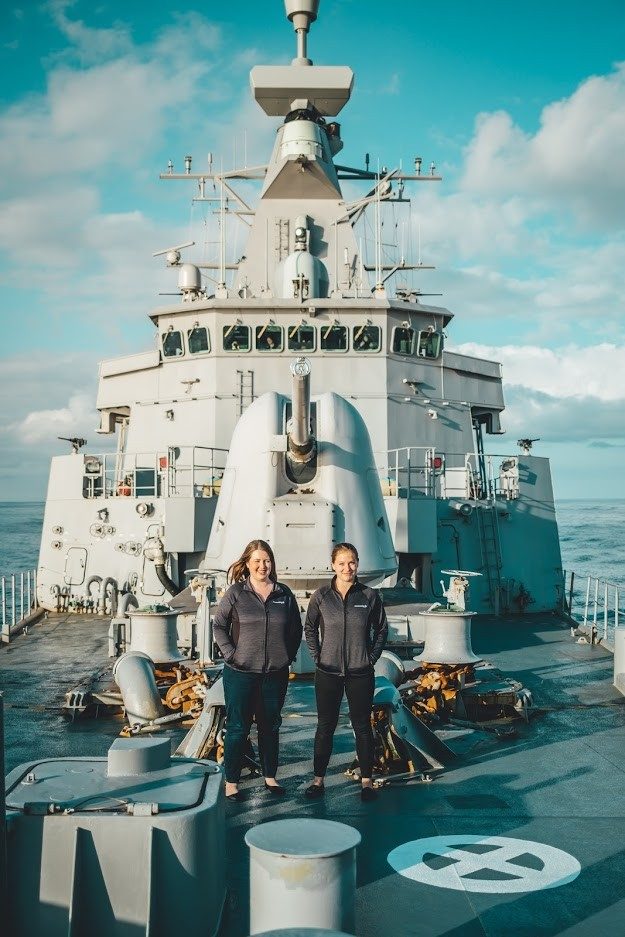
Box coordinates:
[562,569,623,650]
[1,569,38,643]
[376,447,437,498]
[81,446,229,500]
[377,450,522,502]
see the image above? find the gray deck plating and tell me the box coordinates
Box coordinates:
[3,614,625,935]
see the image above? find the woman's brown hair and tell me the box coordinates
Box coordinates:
[331,542,359,563]
[227,539,277,583]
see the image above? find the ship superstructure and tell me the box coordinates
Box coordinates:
[36,0,562,616]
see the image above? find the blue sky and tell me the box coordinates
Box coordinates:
[1,0,624,500]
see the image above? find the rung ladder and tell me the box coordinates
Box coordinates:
[477,502,503,613]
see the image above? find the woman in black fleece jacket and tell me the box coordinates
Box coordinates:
[212,539,302,801]
[304,542,388,801]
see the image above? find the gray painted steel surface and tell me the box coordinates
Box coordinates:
[126,608,185,663]
[246,818,361,934]
[4,738,225,936]
[112,651,164,724]
[415,610,482,665]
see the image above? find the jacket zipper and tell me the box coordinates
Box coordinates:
[342,592,347,676]
[263,596,269,672]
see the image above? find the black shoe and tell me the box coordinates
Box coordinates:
[225,789,246,802]
[264,782,287,796]
[360,785,377,802]
[305,783,325,800]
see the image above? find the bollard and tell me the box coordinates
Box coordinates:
[414,610,481,665]
[245,819,361,935]
[127,608,184,663]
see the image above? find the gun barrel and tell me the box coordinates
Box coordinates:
[288,357,314,461]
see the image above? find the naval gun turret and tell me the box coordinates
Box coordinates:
[202,359,397,588]
[287,356,316,467]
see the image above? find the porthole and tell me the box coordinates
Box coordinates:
[256,324,284,352]
[188,325,210,355]
[353,324,381,352]
[417,329,443,359]
[320,324,347,352]
[391,326,415,356]
[288,324,316,352]
[162,330,184,358]
[223,324,251,352]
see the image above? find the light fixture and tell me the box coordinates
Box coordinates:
[184,155,192,173]
[97,508,109,522]
[165,409,174,420]
[414,156,422,174]
[136,502,154,517]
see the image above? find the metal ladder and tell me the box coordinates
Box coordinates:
[477,502,503,613]
[236,370,255,416]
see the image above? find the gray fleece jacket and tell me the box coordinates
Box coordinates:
[212,578,302,673]
[304,579,388,676]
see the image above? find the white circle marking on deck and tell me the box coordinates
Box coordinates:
[387,835,581,894]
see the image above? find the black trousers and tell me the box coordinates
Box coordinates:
[313,668,375,779]
[222,665,289,783]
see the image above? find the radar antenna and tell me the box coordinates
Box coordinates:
[152,241,196,266]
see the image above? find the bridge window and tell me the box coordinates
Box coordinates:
[353,324,381,352]
[256,324,284,352]
[188,325,210,355]
[417,329,443,359]
[162,329,184,358]
[288,324,316,352]
[320,324,347,352]
[223,324,251,352]
[391,326,415,356]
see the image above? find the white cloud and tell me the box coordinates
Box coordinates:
[47,0,133,64]
[462,63,625,228]
[16,392,95,445]
[498,385,625,444]
[452,341,625,447]
[453,342,625,401]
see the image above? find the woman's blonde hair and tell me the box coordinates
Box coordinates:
[228,539,277,583]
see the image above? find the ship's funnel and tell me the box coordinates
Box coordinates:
[288,357,315,463]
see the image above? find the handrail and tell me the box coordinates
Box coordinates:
[80,445,229,500]
[562,568,623,650]
[1,569,38,644]
[376,447,436,497]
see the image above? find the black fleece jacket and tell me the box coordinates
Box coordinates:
[304,579,388,676]
[212,578,302,673]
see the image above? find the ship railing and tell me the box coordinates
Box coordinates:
[82,446,229,500]
[439,452,522,501]
[1,569,38,644]
[377,447,437,498]
[562,569,624,651]
[377,449,523,501]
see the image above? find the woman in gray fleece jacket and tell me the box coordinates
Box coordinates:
[212,539,302,801]
[304,541,388,802]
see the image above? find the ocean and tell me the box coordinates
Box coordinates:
[0,499,622,588]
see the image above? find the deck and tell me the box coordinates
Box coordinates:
[2,611,625,935]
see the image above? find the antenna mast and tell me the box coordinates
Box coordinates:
[285,1,320,65]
